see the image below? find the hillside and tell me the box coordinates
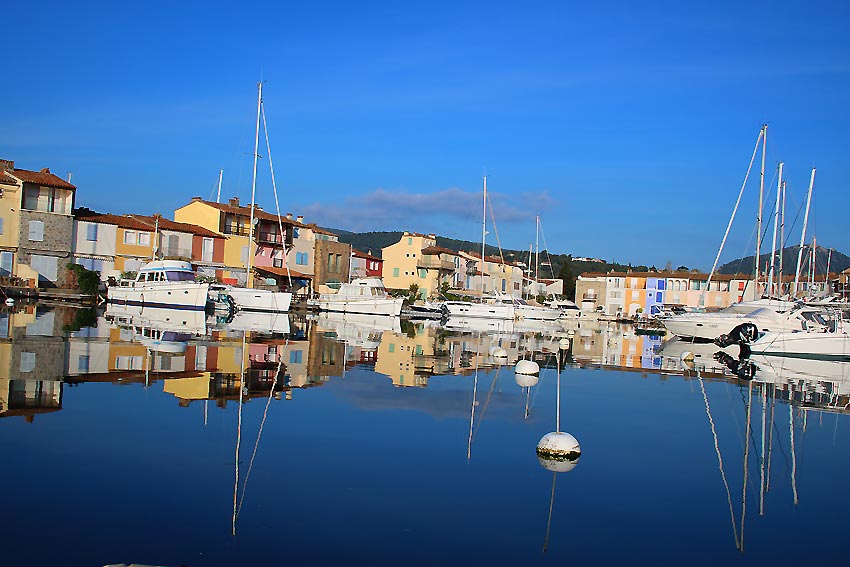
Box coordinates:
[325,229,653,298]
[717,245,849,276]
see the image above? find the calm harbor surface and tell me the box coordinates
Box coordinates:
[1,305,848,566]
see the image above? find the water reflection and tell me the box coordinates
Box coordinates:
[0,304,848,563]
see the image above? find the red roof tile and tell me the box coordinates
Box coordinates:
[129,215,223,239]
[74,212,152,231]
[4,168,76,190]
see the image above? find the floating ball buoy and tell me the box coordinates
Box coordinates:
[559,338,571,350]
[490,347,508,359]
[567,329,576,337]
[4,298,13,306]
[680,351,695,368]
[516,373,539,388]
[536,432,581,472]
[515,359,540,376]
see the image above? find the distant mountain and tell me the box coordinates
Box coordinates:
[717,245,849,276]
[324,229,653,298]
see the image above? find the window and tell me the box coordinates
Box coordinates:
[289,350,303,364]
[388,343,395,353]
[86,223,98,241]
[0,217,4,235]
[296,252,308,265]
[124,230,136,244]
[393,268,399,277]
[327,254,334,271]
[419,269,426,278]
[20,352,36,372]
[407,238,412,245]
[0,251,12,276]
[241,246,249,265]
[202,238,214,262]
[138,232,150,246]
[28,220,44,242]
[78,355,90,373]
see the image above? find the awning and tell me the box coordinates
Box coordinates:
[254,266,313,279]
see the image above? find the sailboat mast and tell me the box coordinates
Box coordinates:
[779,180,786,296]
[768,162,783,297]
[216,168,223,203]
[793,168,816,297]
[755,124,767,296]
[247,82,263,289]
[480,175,487,299]
[535,214,540,290]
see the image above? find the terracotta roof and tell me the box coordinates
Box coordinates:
[183,198,299,225]
[421,245,456,256]
[578,271,755,281]
[4,168,76,190]
[128,215,223,239]
[75,212,152,231]
[352,249,381,261]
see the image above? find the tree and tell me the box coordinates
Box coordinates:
[407,283,421,303]
[557,261,576,301]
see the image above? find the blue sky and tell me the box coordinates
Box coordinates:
[3,1,849,269]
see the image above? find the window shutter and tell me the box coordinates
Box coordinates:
[86,223,98,241]
[28,220,44,242]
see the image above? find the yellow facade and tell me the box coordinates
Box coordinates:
[114,226,155,272]
[374,328,432,387]
[174,200,252,284]
[381,232,439,296]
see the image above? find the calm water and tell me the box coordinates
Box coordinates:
[1,304,848,566]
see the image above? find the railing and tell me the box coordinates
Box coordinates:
[582,293,598,301]
[257,232,285,244]
[161,247,194,260]
[416,258,455,270]
[222,225,251,236]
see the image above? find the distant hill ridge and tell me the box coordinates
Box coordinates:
[717,245,849,276]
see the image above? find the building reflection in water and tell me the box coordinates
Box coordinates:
[0,304,842,426]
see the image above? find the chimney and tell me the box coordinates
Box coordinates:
[0,160,13,172]
[191,196,202,202]
[40,168,50,174]
[286,213,293,220]
[229,197,240,207]
[296,215,304,223]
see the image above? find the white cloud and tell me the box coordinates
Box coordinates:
[295,187,558,234]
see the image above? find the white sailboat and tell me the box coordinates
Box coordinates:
[443,176,515,320]
[309,277,403,316]
[214,82,293,314]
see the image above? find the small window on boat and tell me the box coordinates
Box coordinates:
[165,271,196,282]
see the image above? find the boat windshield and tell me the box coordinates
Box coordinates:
[165,271,196,282]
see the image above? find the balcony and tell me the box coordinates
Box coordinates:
[257,232,287,245]
[418,258,455,271]
[222,225,251,237]
[582,293,598,301]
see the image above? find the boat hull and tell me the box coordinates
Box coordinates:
[108,282,210,311]
[312,297,403,317]
[220,287,292,313]
[748,331,850,361]
[443,301,515,320]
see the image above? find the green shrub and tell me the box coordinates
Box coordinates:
[66,263,101,295]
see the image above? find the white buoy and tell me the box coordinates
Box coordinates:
[4,298,13,306]
[516,373,539,388]
[491,347,508,359]
[558,338,571,350]
[515,359,539,376]
[537,432,581,472]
